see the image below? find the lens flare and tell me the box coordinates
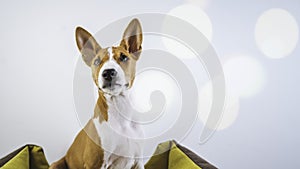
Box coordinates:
[223,55,266,98]
[185,0,210,9]
[130,70,182,138]
[162,4,213,59]
[255,8,299,59]
[198,82,239,130]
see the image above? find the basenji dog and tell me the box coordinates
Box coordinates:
[50,19,144,169]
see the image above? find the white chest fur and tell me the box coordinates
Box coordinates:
[93,93,144,169]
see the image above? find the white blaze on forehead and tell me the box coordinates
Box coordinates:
[102,47,120,71]
[108,47,113,60]
[98,47,126,94]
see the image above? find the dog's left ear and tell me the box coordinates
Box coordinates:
[76,27,102,66]
[120,18,143,60]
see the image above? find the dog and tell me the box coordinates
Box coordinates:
[50,18,144,169]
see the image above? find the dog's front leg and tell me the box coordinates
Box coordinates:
[131,161,144,169]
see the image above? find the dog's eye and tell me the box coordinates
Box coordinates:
[119,53,129,62]
[94,58,101,66]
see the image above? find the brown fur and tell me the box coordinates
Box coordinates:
[94,91,108,123]
[50,19,143,169]
[50,120,104,169]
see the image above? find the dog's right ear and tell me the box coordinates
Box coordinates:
[75,27,101,66]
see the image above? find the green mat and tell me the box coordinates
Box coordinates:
[0,145,49,169]
[0,141,217,169]
[145,140,217,169]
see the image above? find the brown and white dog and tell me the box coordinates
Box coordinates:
[50,19,144,169]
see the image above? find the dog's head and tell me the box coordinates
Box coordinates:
[75,19,143,96]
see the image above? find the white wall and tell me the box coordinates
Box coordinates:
[0,0,299,168]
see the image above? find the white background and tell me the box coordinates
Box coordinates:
[0,0,299,168]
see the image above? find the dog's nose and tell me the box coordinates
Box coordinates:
[102,69,117,81]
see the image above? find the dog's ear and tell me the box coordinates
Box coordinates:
[76,27,101,66]
[120,18,143,60]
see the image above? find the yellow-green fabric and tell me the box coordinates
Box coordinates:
[0,145,49,169]
[145,140,217,169]
[144,141,170,169]
[1,146,29,169]
[1,141,216,169]
[168,143,202,169]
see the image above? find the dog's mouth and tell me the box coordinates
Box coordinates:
[100,83,129,94]
[102,83,121,89]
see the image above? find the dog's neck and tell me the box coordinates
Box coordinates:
[94,90,132,123]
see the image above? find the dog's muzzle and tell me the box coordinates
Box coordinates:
[102,69,118,89]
